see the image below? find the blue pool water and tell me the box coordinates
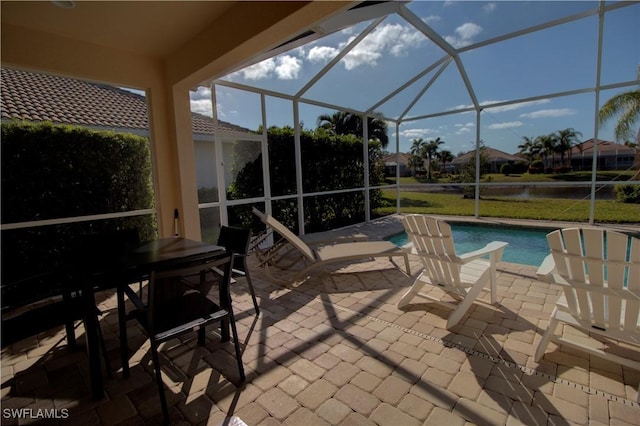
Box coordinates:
[387,223,554,267]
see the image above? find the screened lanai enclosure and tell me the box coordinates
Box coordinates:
[191,1,640,241]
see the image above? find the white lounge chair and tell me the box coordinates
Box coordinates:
[251,208,410,284]
[535,228,640,374]
[399,215,508,329]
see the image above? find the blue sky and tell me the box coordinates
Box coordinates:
[190,1,639,155]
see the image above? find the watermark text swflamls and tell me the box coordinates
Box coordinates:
[2,408,70,419]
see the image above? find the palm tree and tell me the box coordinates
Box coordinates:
[409,138,425,175]
[529,136,544,166]
[437,149,454,173]
[555,128,582,168]
[316,111,389,148]
[598,89,640,143]
[422,137,444,179]
[317,110,355,134]
[517,136,537,163]
[364,114,389,149]
[538,134,555,171]
[598,89,640,179]
[408,155,423,176]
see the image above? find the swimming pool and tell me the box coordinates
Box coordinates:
[387,222,554,267]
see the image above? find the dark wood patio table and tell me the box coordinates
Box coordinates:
[82,237,225,400]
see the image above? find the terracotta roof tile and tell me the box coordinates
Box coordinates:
[0,68,249,134]
[572,138,634,154]
[451,147,524,164]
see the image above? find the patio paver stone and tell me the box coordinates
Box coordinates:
[1,215,639,425]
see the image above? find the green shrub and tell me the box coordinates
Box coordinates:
[614,184,640,204]
[500,163,512,176]
[511,161,529,174]
[1,121,156,283]
[554,166,572,174]
[528,159,544,174]
[228,126,384,233]
[197,187,218,203]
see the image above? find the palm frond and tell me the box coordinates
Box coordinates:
[598,89,640,142]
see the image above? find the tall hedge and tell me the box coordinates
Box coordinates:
[1,121,156,284]
[228,126,384,233]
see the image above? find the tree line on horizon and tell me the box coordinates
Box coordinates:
[313,107,637,178]
[282,89,638,179]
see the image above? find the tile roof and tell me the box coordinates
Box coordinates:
[0,68,249,135]
[572,138,634,155]
[451,147,524,164]
[382,152,412,165]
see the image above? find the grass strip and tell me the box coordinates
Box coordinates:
[376,190,640,223]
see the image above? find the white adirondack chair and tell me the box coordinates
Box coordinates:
[399,215,508,329]
[535,227,640,373]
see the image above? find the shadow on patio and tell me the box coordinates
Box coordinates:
[2,225,639,425]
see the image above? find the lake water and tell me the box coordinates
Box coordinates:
[481,186,614,200]
[387,222,554,267]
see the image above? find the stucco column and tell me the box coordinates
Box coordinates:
[145,81,201,239]
[170,85,201,239]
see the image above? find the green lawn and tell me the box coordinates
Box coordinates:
[376,190,640,223]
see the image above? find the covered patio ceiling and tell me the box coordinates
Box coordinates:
[0,1,355,88]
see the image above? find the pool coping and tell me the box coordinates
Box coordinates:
[341,214,640,241]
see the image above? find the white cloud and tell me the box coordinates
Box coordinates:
[483,2,497,13]
[341,27,355,36]
[488,121,523,129]
[275,55,302,80]
[454,122,475,127]
[342,23,424,70]
[455,122,475,134]
[191,99,213,117]
[240,58,276,80]
[233,22,425,78]
[191,86,211,100]
[399,128,435,138]
[215,103,238,119]
[308,46,340,64]
[234,55,302,81]
[190,87,212,117]
[450,99,552,114]
[342,43,382,70]
[445,22,482,48]
[423,15,441,25]
[476,99,551,113]
[519,108,577,119]
[456,23,482,39]
[450,104,475,112]
[215,103,225,118]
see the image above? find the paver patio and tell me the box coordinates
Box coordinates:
[2,216,639,425]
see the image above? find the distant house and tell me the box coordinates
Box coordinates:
[0,68,250,191]
[570,139,637,171]
[382,153,413,177]
[450,147,527,173]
